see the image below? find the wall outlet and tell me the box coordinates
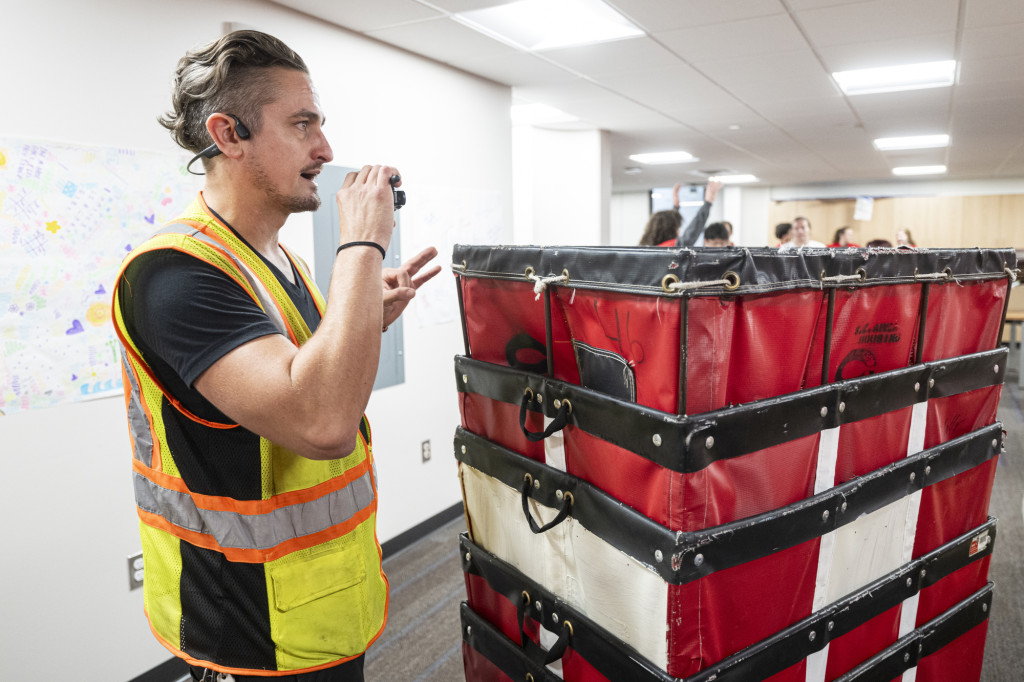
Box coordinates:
[421,439,431,463]
[127,551,144,591]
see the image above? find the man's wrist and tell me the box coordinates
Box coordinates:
[337,241,386,259]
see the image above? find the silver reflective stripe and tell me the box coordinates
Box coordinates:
[122,355,153,468]
[184,229,290,336]
[133,469,376,551]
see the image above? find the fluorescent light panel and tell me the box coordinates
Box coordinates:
[710,174,758,184]
[892,165,947,176]
[628,151,696,165]
[873,134,950,151]
[455,0,643,51]
[833,60,956,95]
[511,103,578,125]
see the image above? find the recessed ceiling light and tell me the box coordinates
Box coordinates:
[510,103,578,125]
[892,165,947,176]
[833,60,956,95]
[628,151,697,165]
[709,174,759,184]
[454,0,643,52]
[873,134,950,151]
[623,166,643,175]
[728,125,742,131]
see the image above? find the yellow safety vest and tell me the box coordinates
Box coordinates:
[111,193,388,676]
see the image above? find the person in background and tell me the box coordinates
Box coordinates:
[663,179,724,246]
[639,209,683,245]
[828,226,860,248]
[780,216,825,249]
[702,222,731,247]
[867,239,894,247]
[775,222,792,247]
[896,228,916,247]
[113,30,440,681]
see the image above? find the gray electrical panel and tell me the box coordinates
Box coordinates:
[311,165,405,390]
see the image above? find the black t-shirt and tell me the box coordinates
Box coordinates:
[118,232,321,423]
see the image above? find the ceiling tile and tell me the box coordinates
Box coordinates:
[417,0,512,13]
[656,14,807,63]
[270,0,441,32]
[606,0,782,32]
[366,16,515,63]
[697,50,838,102]
[817,32,956,72]
[846,88,951,133]
[796,0,959,47]
[595,64,742,113]
[539,36,679,77]
[958,55,1024,85]
[964,0,1024,28]
[960,23,1024,62]
[455,52,578,87]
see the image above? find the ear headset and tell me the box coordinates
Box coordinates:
[186,114,250,175]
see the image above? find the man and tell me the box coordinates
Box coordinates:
[702,222,731,247]
[779,215,825,249]
[774,221,792,247]
[112,30,439,681]
[664,179,723,246]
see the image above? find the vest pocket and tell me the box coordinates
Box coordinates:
[270,547,367,612]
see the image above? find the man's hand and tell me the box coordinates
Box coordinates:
[704,179,723,203]
[337,165,400,251]
[382,246,441,329]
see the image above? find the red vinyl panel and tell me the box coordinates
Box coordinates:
[913,458,998,559]
[914,620,989,682]
[925,386,1002,449]
[824,605,902,680]
[463,641,513,682]
[916,556,992,627]
[460,392,546,462]
[835,406,915,483]
[922,279,1007,362]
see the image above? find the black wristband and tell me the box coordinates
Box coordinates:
[337,241,386,259]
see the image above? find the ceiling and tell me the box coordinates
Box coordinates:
[269,0,1024,192]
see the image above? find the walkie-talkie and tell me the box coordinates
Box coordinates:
[390,175,406,211]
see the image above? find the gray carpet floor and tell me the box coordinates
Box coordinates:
[371,382,1024,681]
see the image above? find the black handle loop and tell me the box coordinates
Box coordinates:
[521,474,574,534]
[519,389,571,442]
[542,620,573,665]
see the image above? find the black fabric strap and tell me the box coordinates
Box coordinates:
[337,241,386,259]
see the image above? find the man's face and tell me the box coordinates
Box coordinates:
[245,67,333,214]
[792,219,811,244]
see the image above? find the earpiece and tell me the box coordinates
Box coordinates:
[186,113,250,175]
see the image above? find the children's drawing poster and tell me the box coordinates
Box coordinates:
[0,137,199,416]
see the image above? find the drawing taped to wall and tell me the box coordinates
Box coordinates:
[0,137,199,415]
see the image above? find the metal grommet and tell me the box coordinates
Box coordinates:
[982,602,989,613]
[521,590,531,605]
[994,364,1000,374]
[920,568,927,579]
[943,267,953,279]
[526,674,535,682]
[653,434,663,446]
[554,399,561,409]
[992,438,999,449]
[706,436,715,449]
[855,267,867,282]
[563,491,574,507]
[551,612,560,624]
[467,625,472,636]
[534,478,541,490]
[904,652,910,663]
[535,600,542,611]
[465,552,471,562]
[723,270,741,290]
[655,549,664,563]
[924,465,931,476]
[563,620,574,637]
[841,501,848,513]
[523,473,533,487]
[907,577,913,587]
[524,387,534,401]
[562,268,570,283]
[536,393,543,403]
[561,398,572,414]
[662,273,681,293]
[524,266,535,278]
[827,620,835,631]
[909,472,916,482]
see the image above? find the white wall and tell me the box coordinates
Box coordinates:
[512,126,610,244]
[0,1,511,680]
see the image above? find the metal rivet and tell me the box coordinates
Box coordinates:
[534,479,541,490]
[461,445,467,454]
[536,393,543,403]
[907,577,913,587]
[920,569,927,579]
[827,620,835,631]
[822,509,830,521]
[839,402,846,413]
[820,406,828,418]
[841,502,848,513]
[909,472,916,482]
[994,365,1000,374]
[914,382,920,392]
[924,465,931,475]
[993,439,999,449]
[552,612,560,624]
[694,554,704,567]
[655,550,664,563]
[467,625,472,636]
[465,552,471,562]
[555,490,563,500]
[535,601,541,611]
[983,603,989,613]
[808,631,816,642]
[554,399,562,409]
[653,434,663,446]
[705,436,715,449]
[928,378,934,388]
[904,652,910,663]
[462,374,468,383]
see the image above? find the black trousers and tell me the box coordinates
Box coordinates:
[190,655,364,681]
